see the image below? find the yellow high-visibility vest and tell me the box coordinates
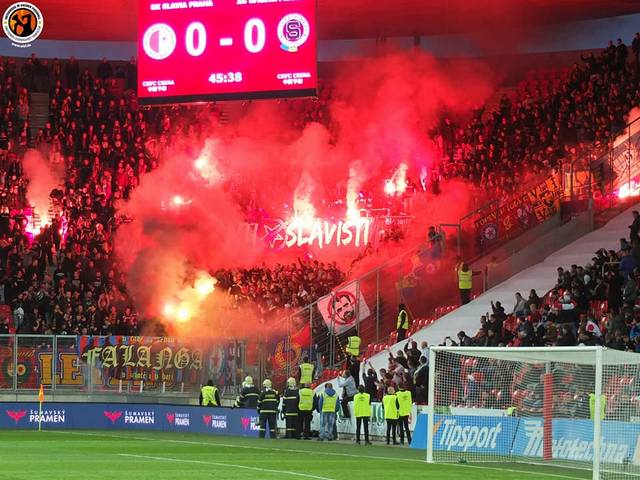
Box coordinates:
[300,363,314,384]
[322,392,338,413]
[346,336,361,356]
[589,393,606,420]
[299,388,314,411]
[458,269,473,289]
[383,393,399,420]
[396,390,412,417]
[353,392,371,418]
[397,310,409,329]
[201,385,218,406]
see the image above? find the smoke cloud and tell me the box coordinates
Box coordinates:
[115,50,494,336]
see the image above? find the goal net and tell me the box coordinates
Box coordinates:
[426,346,640,480]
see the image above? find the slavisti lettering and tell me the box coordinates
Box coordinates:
[29,409,66,424]
[260,218,372,250]
[124,410,155,425]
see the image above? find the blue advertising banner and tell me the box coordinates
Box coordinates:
[0,403,260,437]
[511,418,640,465]
[412,414,640,465]
[410,414,519,455]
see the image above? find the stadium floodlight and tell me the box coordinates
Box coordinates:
[426,346,640,480]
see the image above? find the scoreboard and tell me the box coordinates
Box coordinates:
[138,0,317,104]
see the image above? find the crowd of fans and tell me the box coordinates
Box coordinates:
[0,34,638,345]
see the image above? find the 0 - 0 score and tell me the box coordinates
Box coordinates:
[184,19,266,57]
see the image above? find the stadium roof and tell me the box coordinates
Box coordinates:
[34,0,640,42]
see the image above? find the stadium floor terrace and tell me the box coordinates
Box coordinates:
[0,430,591,480]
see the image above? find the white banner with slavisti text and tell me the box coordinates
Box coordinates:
[316,281,371,334]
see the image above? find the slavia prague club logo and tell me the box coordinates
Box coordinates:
[2,2,44,48]
[277,13,309,52]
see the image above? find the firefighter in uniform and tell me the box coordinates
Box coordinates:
[298,383,314,440]
[353,384,372,445]
[396,383,412,445]
[299,357,314,385]
[282,377,300,439]
[396,304,409,341]
[234,376,260,408]
[257,379,279,438]
[199,380,220,407]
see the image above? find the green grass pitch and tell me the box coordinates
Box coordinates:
[0,430,591,480]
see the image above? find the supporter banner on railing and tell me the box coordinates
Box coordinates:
[474,174,562,246]
[317,281,371,334]
[0,336,242,390]
[0,402,259,437]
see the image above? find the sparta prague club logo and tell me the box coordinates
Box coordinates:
[142,23,176,60]
[277,13,309,52]
[2,2,44,48]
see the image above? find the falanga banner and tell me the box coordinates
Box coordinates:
[411,414,640,465]
[0,402,260,437]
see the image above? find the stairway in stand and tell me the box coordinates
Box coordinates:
[28,92,50,145]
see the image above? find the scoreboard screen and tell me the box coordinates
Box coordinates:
[138,0,317,104]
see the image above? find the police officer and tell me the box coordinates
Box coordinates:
[235,376,260,409]
[353,385,372,445]
[257,379,279,439]
[199,379,220,407]
[298,382,314,440]
[396,383,412,445]
[282,377,300,439]
[299,356,314,385]
[397,304,409,341]
[383,386,400,445]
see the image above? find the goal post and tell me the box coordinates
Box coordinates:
[425,346,640,480]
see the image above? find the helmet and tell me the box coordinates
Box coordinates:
[287,377,296,388]
[262,379,272,388]
[244,376,253,386]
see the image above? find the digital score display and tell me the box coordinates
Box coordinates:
[138,0,317,104]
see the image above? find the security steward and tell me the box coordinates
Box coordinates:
[457,262,479,305]
[257,379,280,438]
[299,357,315,385]
[346,335,361,357]
[234,376,260,408]
[396,304,409,341]
[199,379,220,407]
[382,386,400,445]
[396,383,413,445]
[298,382,314,440]
[282,377,300,439]
[353,384,372,445]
